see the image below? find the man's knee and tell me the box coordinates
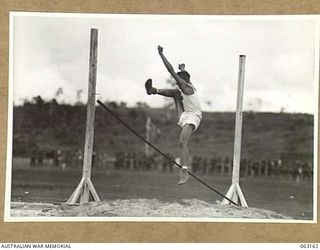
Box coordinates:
[179,124,194,148]
[179,141,188,150]
[179,137,189,149]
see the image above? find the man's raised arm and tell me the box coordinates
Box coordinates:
[157,46,193,95]
[158,45,176,74]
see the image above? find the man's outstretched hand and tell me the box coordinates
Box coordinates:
[157,45,163,54]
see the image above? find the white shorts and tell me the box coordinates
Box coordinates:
[177,111,202,131]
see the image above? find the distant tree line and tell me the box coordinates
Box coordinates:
[13,95,314,169]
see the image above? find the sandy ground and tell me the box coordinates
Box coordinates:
[10,199,291,220]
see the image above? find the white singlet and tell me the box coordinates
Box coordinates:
[177,85,202,131]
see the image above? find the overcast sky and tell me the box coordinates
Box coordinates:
[11,13,319,114]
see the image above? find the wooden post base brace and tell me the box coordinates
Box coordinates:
[221,183,248,207]
[66,177,100,204]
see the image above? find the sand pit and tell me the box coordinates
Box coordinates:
[10,199,291,220]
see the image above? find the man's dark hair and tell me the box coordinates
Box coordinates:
[177,71,190,82]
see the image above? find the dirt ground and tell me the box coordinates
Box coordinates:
[10,199,291,220]
[9,159,314,221]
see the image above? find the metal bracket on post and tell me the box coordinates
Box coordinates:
[221,55,248,207]
[67,28,100,205]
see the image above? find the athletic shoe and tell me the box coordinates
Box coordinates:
[178,167,189,185]
[145,79,157,95]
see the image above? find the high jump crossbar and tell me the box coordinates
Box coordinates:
[97,100,240,207]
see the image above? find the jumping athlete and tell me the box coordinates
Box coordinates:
[145,45,202,185]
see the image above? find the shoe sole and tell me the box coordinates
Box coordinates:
[145,79,153,95]
[178,170,189,185]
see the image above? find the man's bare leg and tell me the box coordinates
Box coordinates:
[145,78,192,184]
[178,124,194,184]
[145,79,184,119]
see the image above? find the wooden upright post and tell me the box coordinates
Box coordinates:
[67,28,100,204]
[145,116,151,157]
[221,55,248,207]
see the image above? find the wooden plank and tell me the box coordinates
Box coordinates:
[67,29,100,205]
[236,183,248,207]
[67,178,85,204]
[81,28,98,203]
[221,55,248,207]
[86,178,101,202]
[145,116,151,157]
[221,184,235,205]
[232,55,245,185]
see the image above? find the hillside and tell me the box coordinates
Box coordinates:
[12,100,314,163]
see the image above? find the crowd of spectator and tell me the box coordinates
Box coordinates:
[29,148,83,170]
[29,149,313,182]
[112,151,313,182]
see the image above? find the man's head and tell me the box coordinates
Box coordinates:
[177,71,191,82]
[178,63,186,71]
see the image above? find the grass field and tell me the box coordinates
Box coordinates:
[9,158,314,220]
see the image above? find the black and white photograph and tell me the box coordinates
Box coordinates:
[5,12,318,222]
